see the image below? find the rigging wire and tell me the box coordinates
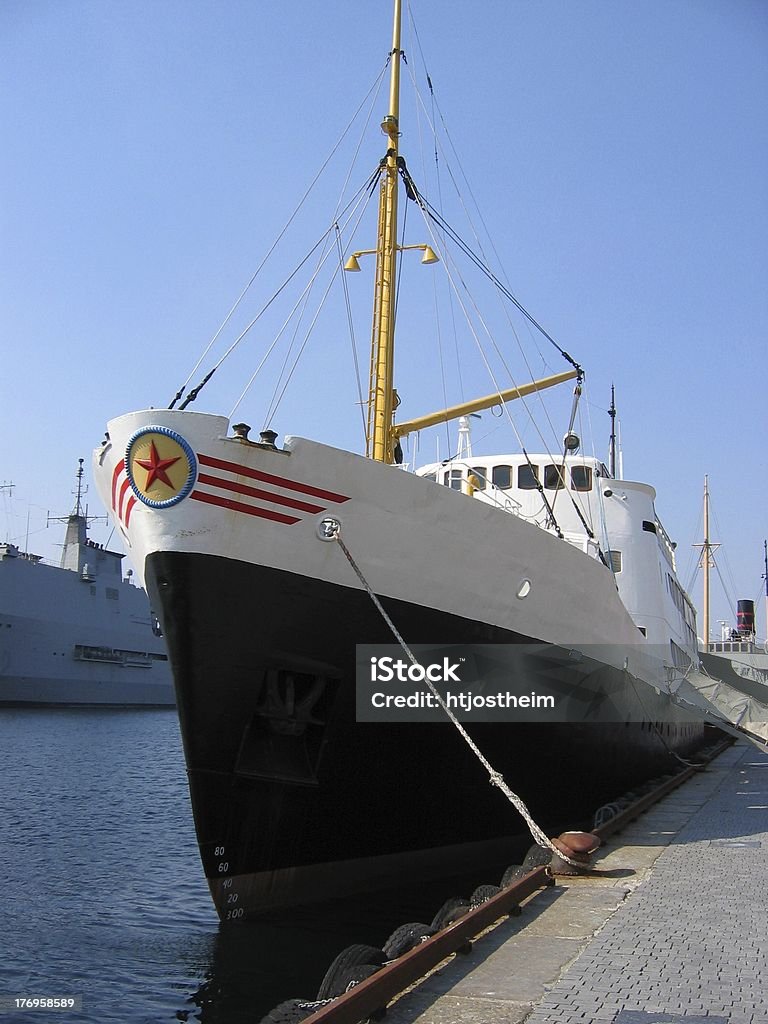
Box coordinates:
[582,381,613,560]
[404,19,567,445]
[415,179,585,481]
[403,168,592,538]
[400,179,566,536]
[260,72,391,431]
[262,259,351,431]
[183,171,378,412]
[259,179,380,425]
[228,176,378,420]
[417,190,581,375]
[394,76,583,465]
[335,225,369,445]
[711,502,742,614]
[260,264,320,428]
[419,189,594,542]
[405,6,459,458]
[573,386,597,535]
[180,221,338,412]
[400,8,571,468]
[393,43,594,544]
[545,382,592,536]
[683,501,704,595]
[713,559,737,626]
[170,61,390,410]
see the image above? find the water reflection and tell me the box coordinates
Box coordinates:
[1,709,536,1024]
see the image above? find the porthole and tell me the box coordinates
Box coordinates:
[516,578,532,599]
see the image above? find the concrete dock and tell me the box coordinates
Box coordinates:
[384,741,768,1024]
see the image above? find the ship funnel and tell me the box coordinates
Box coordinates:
[737,599,755,636]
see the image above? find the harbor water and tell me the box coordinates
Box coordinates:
[1,709,520,1024]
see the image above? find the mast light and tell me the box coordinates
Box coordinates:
[343,243,440,272]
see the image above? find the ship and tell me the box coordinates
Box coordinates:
[0,460,173,707]
[694,480,768,703]
[91,2,714,920]
[701,604,768,705]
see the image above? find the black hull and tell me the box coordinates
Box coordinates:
[148,550,703,919]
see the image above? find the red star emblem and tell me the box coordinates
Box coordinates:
[135,440,181,491]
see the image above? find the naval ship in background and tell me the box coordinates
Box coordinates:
[0,461,173,706]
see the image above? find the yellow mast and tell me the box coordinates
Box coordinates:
[362,0,575,463]
[367,0,402,463]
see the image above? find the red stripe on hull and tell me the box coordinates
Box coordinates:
[111,461,123,510]
[196,472,325,514]
[118,477,132,520]
[197,453,350,504]
[190,489,301,525]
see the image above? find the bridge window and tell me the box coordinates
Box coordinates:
[517,464,539,489]
[443,469,463,490]
[469,467,488,490]
[571,466,592,491]
[544,464,565,490]
[491,465,513,490]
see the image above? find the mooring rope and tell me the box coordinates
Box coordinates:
[331,525,580,867]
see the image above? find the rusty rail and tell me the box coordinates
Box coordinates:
[299,865,551,1024]
[593,735,733,843]
[296,735,733,1024]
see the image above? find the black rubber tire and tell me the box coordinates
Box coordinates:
[382,921,435,959]
[471,883,502,906]
[324,964,382,999]
[316,944,387,1000]
[502,844,551,887]
[259,998,330,1024]
[430,896,470,931]
[500,863,522,887]
[521,843,552,870]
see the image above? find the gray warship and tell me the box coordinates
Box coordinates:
[0,461,173,706]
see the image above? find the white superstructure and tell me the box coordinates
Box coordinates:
[415,449,699,676]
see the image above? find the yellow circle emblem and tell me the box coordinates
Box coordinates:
[125,427,197,508]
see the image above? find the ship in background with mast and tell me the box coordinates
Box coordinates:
[0,460,173,706]
[696,478,768,701]
[88,1,739,920]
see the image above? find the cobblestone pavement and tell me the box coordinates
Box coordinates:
[385,741,768,1024]
[523,743,768,1024]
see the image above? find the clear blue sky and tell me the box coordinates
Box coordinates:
[2,0,766,637]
